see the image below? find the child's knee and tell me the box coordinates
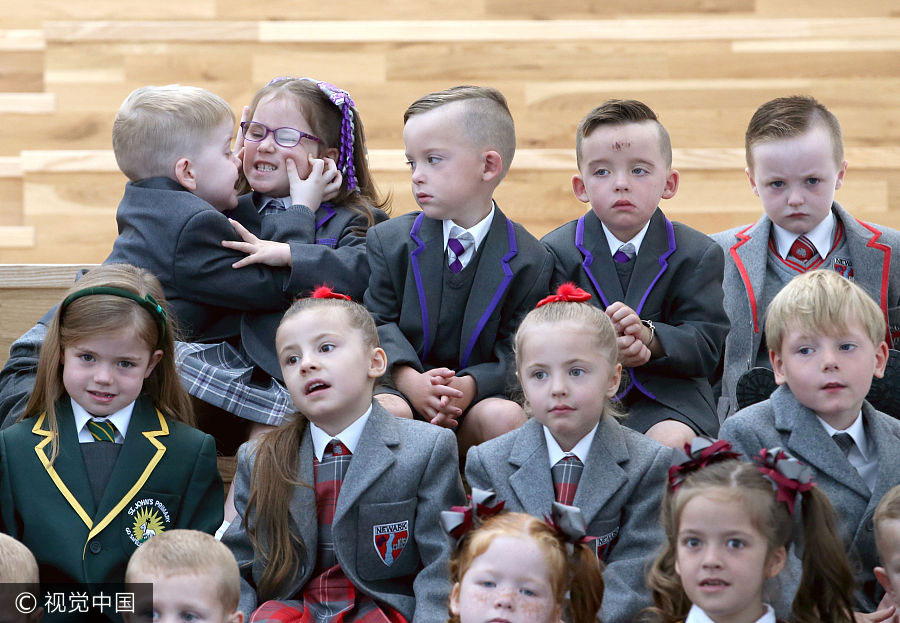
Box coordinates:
[467,398,526,437]
[375,393,414,420]
[644,419,696,448]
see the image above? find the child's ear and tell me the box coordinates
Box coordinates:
[368,347,388,380]
[481,150,503,182]
[143,349,164,379]
[174,157,197,191]
[874,340,890,379]
[661,168,680,200]
[572,174,590,204]
[835,159,848,191]
[765,545,787,579]
[323,147,340,162]
[876,566,894,597]
[745,167,760,197]
[770,349,788,386]
[605,363,623,399]
[449,582,462,616]
[226,610,245,623]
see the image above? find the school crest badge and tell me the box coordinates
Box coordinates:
[125,498,171,546]
[373,521,409,566]
[833,258,854,279]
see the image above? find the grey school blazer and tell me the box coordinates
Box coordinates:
[719,385,900,612]
[465,416,672,623]
[222,402,466,621]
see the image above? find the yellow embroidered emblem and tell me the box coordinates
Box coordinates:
[131,507,165,544]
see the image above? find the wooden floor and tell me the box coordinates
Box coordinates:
[0,1,898,263]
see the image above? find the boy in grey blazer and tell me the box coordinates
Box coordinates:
[713,95,900,418]
[720,270,898,614]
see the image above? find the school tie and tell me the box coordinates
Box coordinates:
[788,235,819,269]
[613,242,636,263]
[87,419,117,443]
[832,432,855,457]
[551,454,584,506]
[261,198,286,216]
[448,231,475,273]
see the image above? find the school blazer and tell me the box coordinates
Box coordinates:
[719,385,900,612]
[0,395,223,604]
[228,193,388,379]
[364,208,554,401]
[465,416,672,623]
[712,202,900,418]
[542,208,729,426]
[222,402,466,621]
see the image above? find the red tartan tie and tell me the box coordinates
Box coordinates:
[788,235,819,269]
[551,454,584,506]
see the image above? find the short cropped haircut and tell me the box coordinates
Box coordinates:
[404,85,516,178]
[745,95,843,170]
[875,485,900,552]
[125,530,240,611]
[766,270,885,354]
[0,533,39,584]
[575,99,672,170]
[112,85,234,182]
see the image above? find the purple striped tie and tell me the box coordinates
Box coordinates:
[448,236,472,273]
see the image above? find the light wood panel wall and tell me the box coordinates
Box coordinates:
[0,3,897,267]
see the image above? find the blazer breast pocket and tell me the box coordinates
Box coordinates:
[119,491,181,552]
[356,497,419,581]
[588,514,622,563]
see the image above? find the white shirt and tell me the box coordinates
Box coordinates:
[817,410,877,491]
[309,405,373,461]
[601,220,651,258]
[685,604,775,623]
[442,204,496,269]
[71,397,134,444]
[543,423,598,468]
[771,211,835,260]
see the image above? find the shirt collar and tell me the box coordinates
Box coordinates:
[685,604,774,623]
[543,423,598,467]
[256,194,291,213]
[70,396,135,444]
[771,211,835,259]
[442,203,495,252]
[816,410,869,459]
[309,404,373,461]
[601,220,651,257]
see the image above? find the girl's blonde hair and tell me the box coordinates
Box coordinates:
[21,264,193,463]
[245,295,379,599]
[239,77,389,227]
[514,298,624,419]
[449,512,604,623]
[645,458,855,623]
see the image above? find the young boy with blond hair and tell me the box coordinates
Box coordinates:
[714,95,900,418]
[364,85,553,453]
[542,99,729,448]
[720,269,900,615]
[0,533,42,623]
[125,529,243,623]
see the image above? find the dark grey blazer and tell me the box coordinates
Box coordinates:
[364,207,553,401]
[720,385,900,612]
[542,208,729,435]
[465,416,671,623]
[221,402,466,621]
[712,202,900,418]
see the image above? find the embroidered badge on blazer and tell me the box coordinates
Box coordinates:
[593,526,620,563]
[833,258,854,279]
[125,498,171,546]
[373,521,409,566]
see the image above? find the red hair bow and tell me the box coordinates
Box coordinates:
[536,283,592,308]
[753,448,814,516]
[668,437,741,491]
[310,285,352,301]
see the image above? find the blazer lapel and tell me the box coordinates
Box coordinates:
[728,215,770,336]
[508,419,556,516]
[332,404,397,525]
[91,395,169,541]
[460,208,518,367]
[287,426,318,589]
[772,387,870,499]
[408,213,444,361]
[574,210,623,307]
[861,404,900,516]
[32,401,97,529]
[573,417,628,525]
[624,208,676,315]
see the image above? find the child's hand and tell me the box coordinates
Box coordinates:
[433,375,475,426]
[287,156,342,211]
[395,367,463,426]
[605,302,648,342]
[617,333,652,368]
[222,218,292,268]
[854,604,897,623]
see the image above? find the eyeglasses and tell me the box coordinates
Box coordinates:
[240,121,323,148]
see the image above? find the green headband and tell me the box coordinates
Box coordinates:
[60,286,168,345]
